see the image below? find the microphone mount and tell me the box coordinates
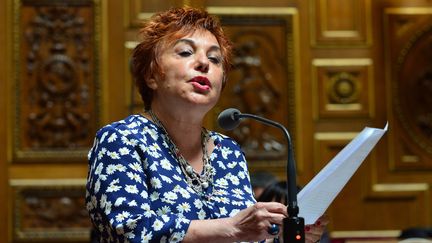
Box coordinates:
[218,108,305,243]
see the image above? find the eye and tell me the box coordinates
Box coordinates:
[178,50,192,57]
[208,56,222,64]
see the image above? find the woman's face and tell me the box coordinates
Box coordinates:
[149,29,225,113]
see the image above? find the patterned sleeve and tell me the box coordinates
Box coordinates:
[85,125,190,243]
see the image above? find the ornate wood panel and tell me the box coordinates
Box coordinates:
[11,179,90,241]
[384,7,432,170]
[125,0,183,27]
[13,0,101,162]
[312,58,374,119]
[208,7,298,167]
[6,0,102,242]
[310,0,372,46]
[310,0,432,235]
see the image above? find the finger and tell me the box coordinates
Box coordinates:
[305,229,321,243]
[255,202,288,216]
[266,212,286,225]
[315,215,330,226]
[255,203,287,226]
[310,224,326,233]
[305,224,326,241]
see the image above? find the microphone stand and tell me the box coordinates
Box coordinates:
[233,113,305,243]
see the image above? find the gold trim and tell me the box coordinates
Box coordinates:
[326,103,362,111]
[207,7,298,15]
[322,30,359,38]
[401,155,420,163]
[291,9,303,171]
[314,132,358,140]
[331,230,401,238]
[369,63,375,118]
[125,41,139,114]
[14,150,87,161]
[137,12,154,19]
[11,0,20,164]
[100,0,109,124]
[93,0,103,130]
[373,183,429,192]
[125,41,139,49]
[6,0,16,165]
[312,58,372,66]
[385,7,432,14]
[10,178,86,187]
[311,60,319,120]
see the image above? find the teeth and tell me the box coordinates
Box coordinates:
[197,80,206,85]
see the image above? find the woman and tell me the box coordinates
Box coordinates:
[86,7,327,242]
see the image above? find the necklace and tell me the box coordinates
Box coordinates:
[147,110,215,197]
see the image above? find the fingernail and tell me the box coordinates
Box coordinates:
[305,226,310,231]
[316,220,321,226]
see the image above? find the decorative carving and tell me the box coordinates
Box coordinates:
[312,58,372,118]
[19,1,97,150]
[327,72,360,104]
[20,191,89,228]
[393,20,432,154]
[229,39,284,154]
[213,13,296,160]
[415,70,432,140]
[385,9,432,169]
[13,182,91,240]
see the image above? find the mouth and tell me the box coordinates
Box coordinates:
[189,76,212,91]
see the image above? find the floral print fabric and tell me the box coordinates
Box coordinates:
[86,115,256,242]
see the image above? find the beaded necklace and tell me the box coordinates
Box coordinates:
[147,110,215,197]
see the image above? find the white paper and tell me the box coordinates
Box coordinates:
[297,123,388,225]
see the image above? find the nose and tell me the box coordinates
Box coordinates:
[195,52,209,73]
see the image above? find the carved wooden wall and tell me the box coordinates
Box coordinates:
[1,0,431,242]
[3,0,102,242]
[310,0,432,238]
[15,0,100,161]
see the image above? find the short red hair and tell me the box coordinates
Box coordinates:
[131,7,233,110]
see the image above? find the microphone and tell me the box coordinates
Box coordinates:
[217,108,305,243]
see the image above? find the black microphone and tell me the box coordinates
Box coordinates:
[217,108,305,243]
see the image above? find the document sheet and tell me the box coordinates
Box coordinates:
[297,123,388,225]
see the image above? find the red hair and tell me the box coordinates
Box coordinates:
[131,7,233,110]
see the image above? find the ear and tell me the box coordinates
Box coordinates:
[146,77,158,90]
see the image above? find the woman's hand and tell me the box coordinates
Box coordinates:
[228,202,288,242]
[184,207,328,243]
[305,215,330,243]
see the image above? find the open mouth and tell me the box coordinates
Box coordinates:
[190,76,211,87]
[190,76,212,92]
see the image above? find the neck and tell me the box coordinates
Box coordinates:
[148,108,205,167]
[146,107,215,193]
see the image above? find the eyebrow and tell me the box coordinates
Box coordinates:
[175,38,221,53]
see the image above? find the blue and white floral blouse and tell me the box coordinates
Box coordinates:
[85,115,256,242]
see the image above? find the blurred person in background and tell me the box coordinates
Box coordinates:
[250,171,278,199]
